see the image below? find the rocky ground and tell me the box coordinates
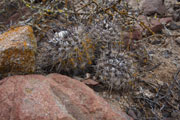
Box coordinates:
[0,0,180,120]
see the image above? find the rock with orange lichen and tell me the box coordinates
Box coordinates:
[0,26,37,74]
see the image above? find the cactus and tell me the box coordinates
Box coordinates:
[48,25,96,73]
[96,52,137,90]
[86,17,138,90]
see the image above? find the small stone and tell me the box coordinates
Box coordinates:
[175,37,180,46]
[141,0,166,16]
[167,22,180,30]
[161,50,172,58]
[82,79,99,86]
[136,15,172,34]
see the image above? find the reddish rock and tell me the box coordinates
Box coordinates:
[131,29,143,40]
[0,75,73,120]
[122,16,172,41]
[136,15,172,34]
[141,0,166,16]
[0,74,132,120]
[123,28,142,41]
[150,17,172,33]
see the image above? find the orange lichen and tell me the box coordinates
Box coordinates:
[0,26,37,74]
[0,48,36,73]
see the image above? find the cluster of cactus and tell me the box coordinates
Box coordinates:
[47,13,143,89]
[45,0,147,89]
[19,0,150,90]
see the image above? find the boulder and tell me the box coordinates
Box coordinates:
[0,26,37,74]
[0,74,132,120]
